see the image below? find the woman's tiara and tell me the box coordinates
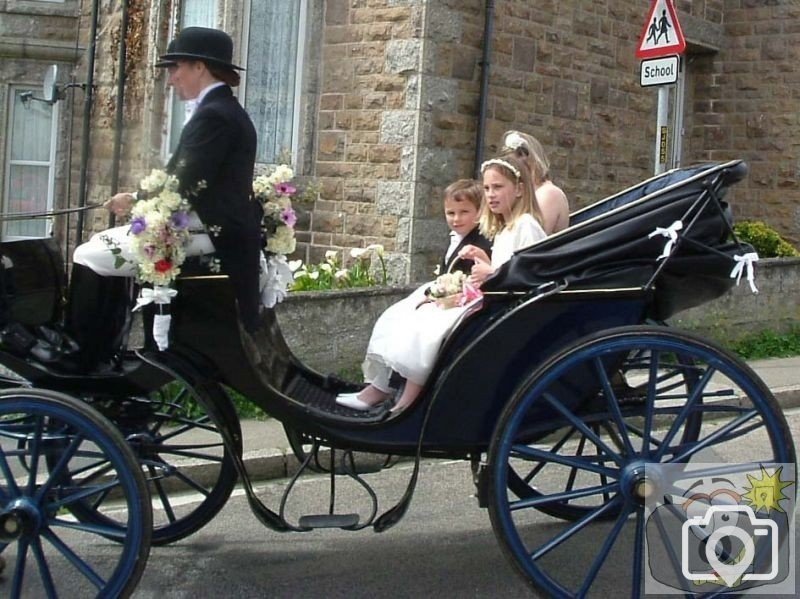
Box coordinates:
[481,158,521,180]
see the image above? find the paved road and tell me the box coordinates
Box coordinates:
[128,409,800,598]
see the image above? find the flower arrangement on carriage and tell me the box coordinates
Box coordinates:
[103,168,194,350]
[253,164,300,307]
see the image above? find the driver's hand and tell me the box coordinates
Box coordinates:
[104,193,135,217]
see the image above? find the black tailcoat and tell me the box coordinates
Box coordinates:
[167,85,262,330]
[438,228,493,276]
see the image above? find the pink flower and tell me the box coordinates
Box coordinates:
[281,207,297,228]
[275,182,297,196]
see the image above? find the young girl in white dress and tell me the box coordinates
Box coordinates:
[336,154,546,413]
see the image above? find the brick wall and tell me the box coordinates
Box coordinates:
[689,0,800,245]
[310,0,420,281]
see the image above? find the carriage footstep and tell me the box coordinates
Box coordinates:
[297,513,360,529]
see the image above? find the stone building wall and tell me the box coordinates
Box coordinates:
[688,0,800,245]
[4,1,798,281]
[0,0,81,247]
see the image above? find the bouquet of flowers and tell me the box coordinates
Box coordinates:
[253,164,298,256]
[428,271,467,309]
[125,168,192,350]
[253,164,299,307]
[127,169,192,286]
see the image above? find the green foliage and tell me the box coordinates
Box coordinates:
[733,221,800,258]
[727,327,800,360]
[290,245,388,291]
[225,386,268,420]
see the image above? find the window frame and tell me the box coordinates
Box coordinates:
[2,85,58,240]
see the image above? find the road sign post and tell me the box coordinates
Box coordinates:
[636,0,686,175]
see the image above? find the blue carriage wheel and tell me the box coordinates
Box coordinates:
[487,325,795,598]
[61,357,240,546]
[0,388,152,598]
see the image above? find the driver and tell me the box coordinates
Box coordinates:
[70,27,262,367]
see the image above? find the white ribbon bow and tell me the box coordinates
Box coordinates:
[648,220,684,260]
[133,285,178,311]
[730,252,759,294]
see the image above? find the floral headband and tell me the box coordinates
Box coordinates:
[503,131,528,152]
[481,158,521,180]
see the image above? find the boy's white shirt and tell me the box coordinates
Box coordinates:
[444,231,464,263]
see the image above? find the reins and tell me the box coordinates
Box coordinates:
[0,204,102,222]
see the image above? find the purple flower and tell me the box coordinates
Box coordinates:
[171,211,190,229]
[275,182,297,196]
[281,207,297,228]
[130,216,147,235]
[143,244,156,258]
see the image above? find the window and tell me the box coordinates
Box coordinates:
[3,88,58,239]
[243,0,306,164]
[166,0,218,155]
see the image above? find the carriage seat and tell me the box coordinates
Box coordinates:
[0,238,132,373]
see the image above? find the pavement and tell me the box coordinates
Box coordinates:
[232,355,800,483]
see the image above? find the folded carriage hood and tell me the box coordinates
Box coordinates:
[483,160,750,320]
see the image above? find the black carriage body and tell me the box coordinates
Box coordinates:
[167,160,749,456]
[0,160,750,456]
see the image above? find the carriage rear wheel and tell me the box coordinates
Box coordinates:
[62,358,240,546]
[488,326,795,598]
[504,350,702,521]
[0,388,151,598]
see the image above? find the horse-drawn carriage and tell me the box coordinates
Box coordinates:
[0,160,794,597]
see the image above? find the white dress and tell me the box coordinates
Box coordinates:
[362,214,546,390]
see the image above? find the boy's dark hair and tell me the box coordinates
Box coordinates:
[444,179,483,211]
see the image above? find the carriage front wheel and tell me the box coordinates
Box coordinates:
[0,388,151,598]
[487,326,795,598]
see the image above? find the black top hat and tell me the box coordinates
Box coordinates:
[155,27,245,71]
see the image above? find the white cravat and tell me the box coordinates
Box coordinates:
[445,231,463,263]
[184,82,226,124]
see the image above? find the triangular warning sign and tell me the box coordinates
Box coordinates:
[636,0,686,59]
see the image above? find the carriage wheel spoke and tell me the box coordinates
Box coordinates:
[155,445,225,462]
[36,433,84,502]
[11,537,29,597]
[522,426,577,484]
[542,393,625,466]
[156,416,216,442]
[31,537,58,599]
[149,465,177,523]
[42,528,106,589]
[578,505,631,595]
[510,482,618,511]
[594,358,637,457]
[47,478,122,512]
[669,409,760,463]
[149,388,188,435]
[530,495,624,560]
[25,416,44,496]
[0,444,21,496]
[511,444,618,479]
[170,467,212,497]
[640,351,660,457]
[654,365,715,461]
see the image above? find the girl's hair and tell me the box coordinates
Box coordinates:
[443,179,483,211]
[478,154,543,238]
[500,130,550,184]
